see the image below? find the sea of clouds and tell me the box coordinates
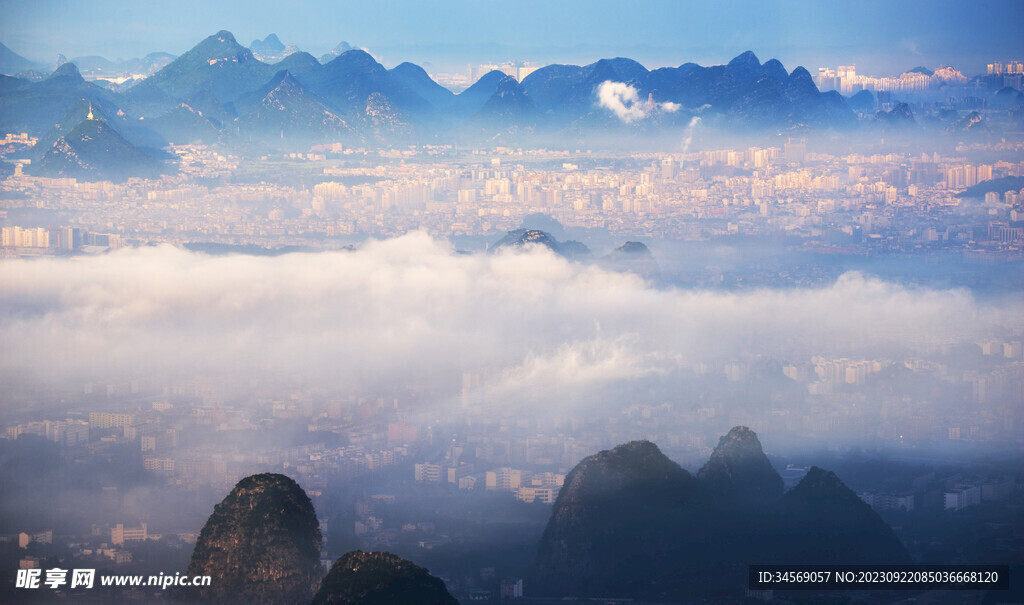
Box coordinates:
[2,233,1019,412]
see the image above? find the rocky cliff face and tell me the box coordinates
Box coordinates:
[182,473,322,604]
[312,550,457,605]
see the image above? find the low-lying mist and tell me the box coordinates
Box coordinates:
[1,232,1020,429]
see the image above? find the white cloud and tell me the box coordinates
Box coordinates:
[0,234,1019,418]
[597,80,680,123]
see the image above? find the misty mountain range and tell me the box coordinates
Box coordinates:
[1,29,1020,180]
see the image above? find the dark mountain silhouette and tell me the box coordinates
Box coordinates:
[181,473,322,604]
[312,550,457,605]
[727,50,763,84]
[29,114,166,182]
[0,41,43,75]
[534,440,706,598]
[771,467,912,565]
[534,429,911,600]
[698,425,783,505]
[761,58,789,82]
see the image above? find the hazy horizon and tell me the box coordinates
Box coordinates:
[2,0,1023,77]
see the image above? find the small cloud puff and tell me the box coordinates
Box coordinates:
[597,80,680,123]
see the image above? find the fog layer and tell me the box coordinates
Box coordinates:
[1,233,1019,410]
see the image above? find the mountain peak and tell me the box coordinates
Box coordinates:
[48,61,83,82]
[615,241,651,255]
[789,466,844,495]
[536,440,702,597]
[213,30,237,44]
[876,102,916,127]
[189,30,251,61]
[557,439,696,502]
[789,65,814,82]
[728,51,763,84]
[730,50,761,66]
[777,466,912,564]
[491,229,560,254]
[253,33,284,50]
[494,75,521,94]
[274,51,320,73]
[250,34,289,61]
[312,551,458,605]
[336,48,375,64]
[761,58,788,81]
[319,41,354,64]
[391,61,428,77]
[475,77,538,126]
[183,473,321,604]
[697,426,783,504]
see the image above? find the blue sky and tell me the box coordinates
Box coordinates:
[2,0,1022,76]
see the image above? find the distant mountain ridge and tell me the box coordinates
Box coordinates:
[0,41,44,75]
[1,30,976,171]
